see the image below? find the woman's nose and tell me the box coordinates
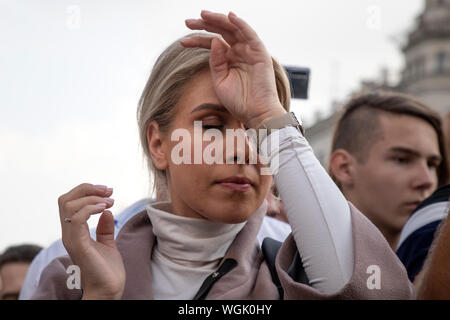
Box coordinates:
[224,128,251,164]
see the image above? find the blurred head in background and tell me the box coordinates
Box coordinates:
[0,244,42,300]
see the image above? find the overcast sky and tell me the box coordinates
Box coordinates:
[0,0,423,252]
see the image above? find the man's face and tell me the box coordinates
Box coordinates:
[347,113,441,240]
[0,262,30,300]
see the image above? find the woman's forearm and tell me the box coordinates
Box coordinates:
[261,126,354,294]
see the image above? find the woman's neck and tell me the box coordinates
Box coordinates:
[147,201,246,264]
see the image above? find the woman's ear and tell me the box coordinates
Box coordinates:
[147,121,169,171]
[329,149,355,188]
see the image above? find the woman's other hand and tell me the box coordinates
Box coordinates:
[58,183,125,299]
[181,10,286,129]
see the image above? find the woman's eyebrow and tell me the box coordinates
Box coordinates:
[191,103,227,114]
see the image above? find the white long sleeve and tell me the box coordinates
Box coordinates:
[260,126,354,294]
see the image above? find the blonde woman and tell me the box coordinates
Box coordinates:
[32,11,413,300]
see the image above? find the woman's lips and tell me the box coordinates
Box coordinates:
[217,176,253,191]
[219,182,252,191]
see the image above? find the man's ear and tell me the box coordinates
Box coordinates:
[147,121,169,171]
[329,149,356,188]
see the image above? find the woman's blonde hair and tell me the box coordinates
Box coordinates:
[137,33,292,193]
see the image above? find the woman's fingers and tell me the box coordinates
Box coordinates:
[184,11,263,63]
[200,10,240,34]
[185,10,253,45]
[209,37,231,78]
[57,184,124,299]
[185,19,237,46]
[61,202,108,251]
[70,203,107,225]
[58,183,114,231]
[59,183,113,208]
[61,195,114,222]
[96,210,116,248]
[199,11,258,43]
[58,183,114,236]
[227,12,259,42]
[181,35,215,49]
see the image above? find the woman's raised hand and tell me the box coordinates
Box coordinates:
[58,183,125,299]
[181,10,286,129]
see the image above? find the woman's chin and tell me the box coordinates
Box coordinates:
[205,202,258,224]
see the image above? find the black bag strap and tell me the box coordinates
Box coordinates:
[262,237,284,298]
[262,237,310,299]
[193,259,237,300]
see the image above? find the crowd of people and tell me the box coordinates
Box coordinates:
[1,10,449,300]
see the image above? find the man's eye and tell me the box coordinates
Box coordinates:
[428,161,440,169]
[394,157,408,164]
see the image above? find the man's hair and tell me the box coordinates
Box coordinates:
[0,244,42,270]
[330,91,450,187]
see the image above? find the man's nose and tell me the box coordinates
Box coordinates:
[411,161,436,193]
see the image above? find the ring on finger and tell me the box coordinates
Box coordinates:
[64,217,72,223]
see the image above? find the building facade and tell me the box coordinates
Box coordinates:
[306,0,450,167]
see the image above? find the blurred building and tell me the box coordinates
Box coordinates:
[306,0,450,166]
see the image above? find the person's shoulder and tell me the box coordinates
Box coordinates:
[398,184,449,251]
[114,198,153,229]
[413,185,450,213]
[396,184,450,281]
[397,220,441,282]
[115,207,153,249]
[31,254,81,300]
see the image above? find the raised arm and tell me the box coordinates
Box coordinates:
[260,126,354,293]
[182,10,354,294]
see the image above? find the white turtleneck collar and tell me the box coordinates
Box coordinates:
[146,201,267,299]
[147,201,247,265]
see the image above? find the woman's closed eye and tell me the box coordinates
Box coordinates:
[201,116,225,130]
[202,124,224,130]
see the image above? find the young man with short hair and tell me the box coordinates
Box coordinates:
[328,92,449,251]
